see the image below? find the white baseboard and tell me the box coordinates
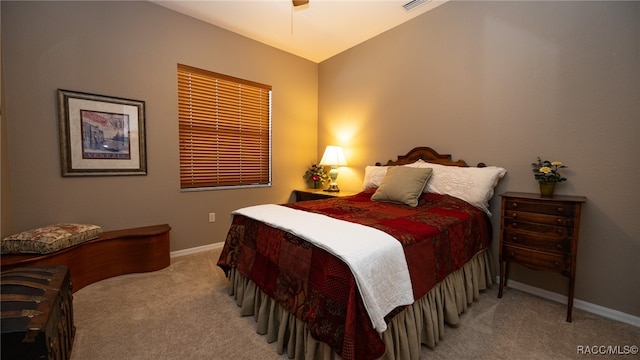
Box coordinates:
[170,242,223,258]
[499,277,640,328]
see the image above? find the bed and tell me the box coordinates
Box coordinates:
[217,147,507,360]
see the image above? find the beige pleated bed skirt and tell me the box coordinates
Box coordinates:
[227,249,494,360]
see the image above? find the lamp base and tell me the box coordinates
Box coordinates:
[324,184,340,192]
[323,166,341,192]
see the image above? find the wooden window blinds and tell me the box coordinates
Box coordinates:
[177,64,272,190]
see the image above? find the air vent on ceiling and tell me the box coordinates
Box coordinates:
[402,0,430,11]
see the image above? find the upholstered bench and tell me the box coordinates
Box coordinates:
[1,224,104,255]
[0,224,171,292]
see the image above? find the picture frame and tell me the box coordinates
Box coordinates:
[57,89,147,176]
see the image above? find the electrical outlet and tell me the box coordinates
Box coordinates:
[208,213,216,222]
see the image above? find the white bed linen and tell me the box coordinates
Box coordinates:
[232,204,414,333]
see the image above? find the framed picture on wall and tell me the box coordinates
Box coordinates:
[57,89,147,176]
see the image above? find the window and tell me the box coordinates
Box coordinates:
[177,64,272,190]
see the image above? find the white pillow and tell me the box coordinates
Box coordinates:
[362,161,426,190]
[407,160,506,215]
[362,165,389,190]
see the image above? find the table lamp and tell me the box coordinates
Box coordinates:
[319,145,347,192]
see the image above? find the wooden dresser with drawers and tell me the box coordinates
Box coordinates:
[498,191,586,322]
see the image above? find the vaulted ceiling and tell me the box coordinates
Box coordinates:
[151,0,448,63]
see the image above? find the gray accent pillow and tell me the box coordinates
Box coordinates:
[371,166,433,207]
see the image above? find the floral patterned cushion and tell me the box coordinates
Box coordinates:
[1,223,103,254]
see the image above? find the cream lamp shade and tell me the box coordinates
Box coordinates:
[319,146,347,192]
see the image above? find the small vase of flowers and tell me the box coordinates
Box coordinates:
[532,157,567,196]
[303,164,329,189]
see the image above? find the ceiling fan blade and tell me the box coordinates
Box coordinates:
[292,0,309,7]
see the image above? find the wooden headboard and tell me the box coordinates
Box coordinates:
[377,147,486,167]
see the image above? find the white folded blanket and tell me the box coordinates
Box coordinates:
[232,204,414,333]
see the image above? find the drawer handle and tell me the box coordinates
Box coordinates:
[509,252,515,257]
[553,261,560,267]
[556,229,563,235]
[512,202,518,208]
[511,212,518,218]
[556,218,564,224]
[511,222,518,228]
[557,207,564,213]
[512,236,518,241]
[555,244,563,250]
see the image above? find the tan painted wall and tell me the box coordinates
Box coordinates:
[1,1,318,250]
[318,2,639,317]
[3,0,638,319]
[1,2,12,235]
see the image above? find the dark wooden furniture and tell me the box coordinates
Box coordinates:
[498,192,586,322]
[0,224,171,292]
[378,146,486,168]
[1,265,75,360]
[293,188,360,201]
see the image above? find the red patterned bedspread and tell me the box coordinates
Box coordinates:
[217,189,491,360]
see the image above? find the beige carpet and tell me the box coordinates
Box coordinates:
[70,248,639,360]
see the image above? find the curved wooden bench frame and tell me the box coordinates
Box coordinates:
[0,224,171,292]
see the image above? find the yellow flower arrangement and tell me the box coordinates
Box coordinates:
[532,158,567,184]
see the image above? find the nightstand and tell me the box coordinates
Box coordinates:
[293,189,359,202]
[498,191,586,322]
